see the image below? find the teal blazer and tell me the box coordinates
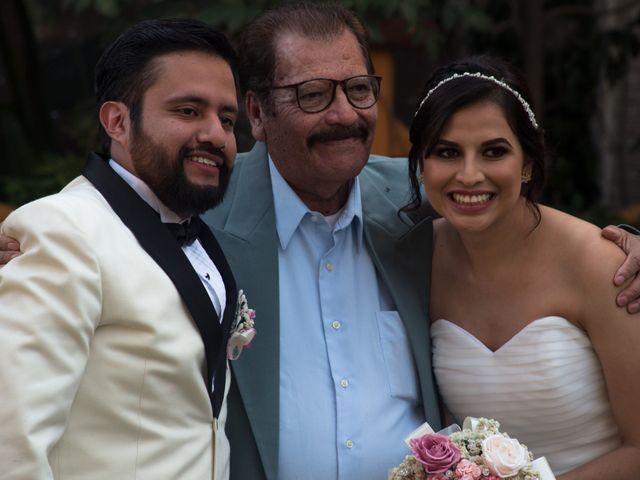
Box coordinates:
[203,142,441,480]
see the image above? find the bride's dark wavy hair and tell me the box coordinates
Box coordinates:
[402,55,547,227]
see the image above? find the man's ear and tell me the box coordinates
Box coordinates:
[99,101,131,150]
[245,92,266,142]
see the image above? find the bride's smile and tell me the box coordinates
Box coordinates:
[421,101,531,235]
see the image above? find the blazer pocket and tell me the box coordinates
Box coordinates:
[376,310,420,403]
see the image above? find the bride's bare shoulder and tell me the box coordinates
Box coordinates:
[541,205,624,277]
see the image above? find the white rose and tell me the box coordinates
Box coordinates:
[481,434,529,478]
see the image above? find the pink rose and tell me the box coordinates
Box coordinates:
[410,434,461,474]
[427,475,448,480]
[454,459,481,480]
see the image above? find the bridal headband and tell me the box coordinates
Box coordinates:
[414,71,539,129]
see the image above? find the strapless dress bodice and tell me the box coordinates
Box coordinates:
[431,316,620,475]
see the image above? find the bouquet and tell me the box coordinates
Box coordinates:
[389,417,555,480]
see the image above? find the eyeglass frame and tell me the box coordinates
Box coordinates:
[267,74,382,114]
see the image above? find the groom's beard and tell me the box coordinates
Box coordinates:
[129,128,231,217]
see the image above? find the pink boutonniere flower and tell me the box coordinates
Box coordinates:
[227,290,256,360]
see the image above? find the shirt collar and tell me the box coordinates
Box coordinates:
[108,159,185,223]
[268,156,363,251]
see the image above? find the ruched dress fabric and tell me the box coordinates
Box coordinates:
[431,316,621,475]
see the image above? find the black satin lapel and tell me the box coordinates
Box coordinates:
[196,218,237,341]
[195,216,238,415]
[82,154,223,407]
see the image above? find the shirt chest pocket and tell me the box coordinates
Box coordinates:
[376,311,420,403]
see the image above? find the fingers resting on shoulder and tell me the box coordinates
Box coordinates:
[602,225,640,314]
[0,232,21,266]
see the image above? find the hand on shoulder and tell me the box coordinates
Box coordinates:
[0,230,21,265]
[601,225,640,313]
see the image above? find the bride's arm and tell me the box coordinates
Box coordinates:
[559,233,640,480]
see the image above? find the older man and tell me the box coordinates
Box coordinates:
[202,3,640,480]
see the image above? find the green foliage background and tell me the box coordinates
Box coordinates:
[1,0,639,224]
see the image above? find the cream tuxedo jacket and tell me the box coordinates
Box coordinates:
[0,154,237,479]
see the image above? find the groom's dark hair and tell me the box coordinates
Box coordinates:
[94,18,238,154]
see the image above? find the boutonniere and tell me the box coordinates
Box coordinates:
[227,289,256,360]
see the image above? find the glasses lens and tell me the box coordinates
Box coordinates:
[345,76,379,108]
[297,79,333,113]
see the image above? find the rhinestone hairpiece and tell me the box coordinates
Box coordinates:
[414,71,539,129]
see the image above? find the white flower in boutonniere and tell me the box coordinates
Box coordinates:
[227,289,256,360]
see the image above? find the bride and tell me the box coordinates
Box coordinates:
[404,55,640,478]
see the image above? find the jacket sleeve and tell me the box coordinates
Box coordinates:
[0,198,102,479]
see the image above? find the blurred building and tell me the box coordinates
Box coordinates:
[598,0,640,221]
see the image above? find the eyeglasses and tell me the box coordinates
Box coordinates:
[268,75,382,113]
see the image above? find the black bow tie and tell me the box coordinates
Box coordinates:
[164,219,201,246]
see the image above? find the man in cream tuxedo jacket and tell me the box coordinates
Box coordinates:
[0,19,240,479]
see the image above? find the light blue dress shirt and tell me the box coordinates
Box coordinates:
[269,159,424,480]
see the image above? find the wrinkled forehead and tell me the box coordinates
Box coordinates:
[271,29,369,83]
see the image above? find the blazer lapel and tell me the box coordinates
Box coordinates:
[196,218,237,415]
[359,166,442,430]
[207,143,281,479]
[83,153,226,415]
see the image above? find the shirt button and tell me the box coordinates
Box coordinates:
[340,379,349,388]
[325,262,334,272]
[345,439,354,449]
[331,320,341,330]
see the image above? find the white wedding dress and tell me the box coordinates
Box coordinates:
[431,316,621,475]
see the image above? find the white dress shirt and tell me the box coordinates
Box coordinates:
[109,160,226,319]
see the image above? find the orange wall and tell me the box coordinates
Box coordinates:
[370,48,411,158]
